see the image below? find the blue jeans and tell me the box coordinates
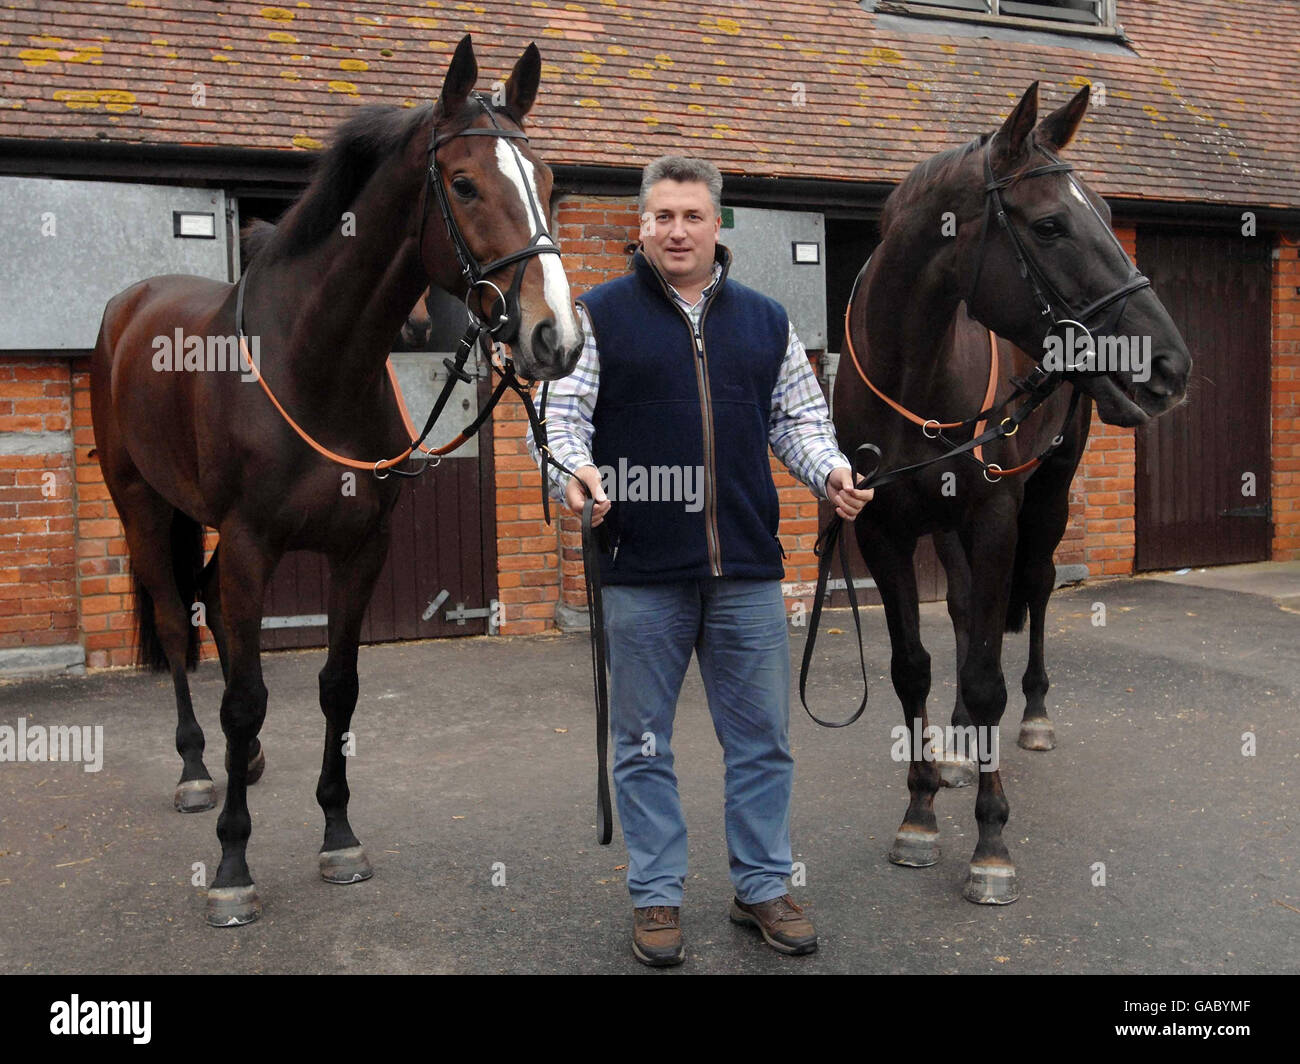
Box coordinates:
[603,578,794,908]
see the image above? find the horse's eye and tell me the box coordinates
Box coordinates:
[1032,218,1065,240]
[451,177,477,200]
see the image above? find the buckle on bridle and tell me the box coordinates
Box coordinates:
[1013,364,1056,396]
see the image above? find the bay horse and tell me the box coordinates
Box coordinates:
[90,36,582,926]
[832,83,1191,903]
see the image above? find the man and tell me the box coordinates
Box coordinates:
[531,156,872,967]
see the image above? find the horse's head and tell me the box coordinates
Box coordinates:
[419,35,582,382]
[961,82,1191,426]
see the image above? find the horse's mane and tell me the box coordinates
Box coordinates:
[259,102,437,261]
[880,133,989,238]
[240,218,277,263]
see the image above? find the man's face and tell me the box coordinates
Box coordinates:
[640,179,721,289]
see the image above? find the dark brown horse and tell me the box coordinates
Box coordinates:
[90,36,581,925]
[833,83,1191,903]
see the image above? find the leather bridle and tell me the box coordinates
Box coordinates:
[968,134,1152,365]
[417,92,563,344]
[233,93,571,481]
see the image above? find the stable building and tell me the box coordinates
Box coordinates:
[1,0,1296,672]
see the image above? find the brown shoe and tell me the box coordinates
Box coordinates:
[729,894,818,955]
[632,905,685,967]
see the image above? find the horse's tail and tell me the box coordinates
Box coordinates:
[131,512,205,672]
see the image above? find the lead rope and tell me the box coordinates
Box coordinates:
[514,379,612,845]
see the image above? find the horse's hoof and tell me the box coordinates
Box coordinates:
[173,779,216,813]
[888,828,940,867]
[225,742,267,784]
[205,885,262,927]
[937,754,977,789]
[1018,719,1056,751]
[320,845,374,885]
[963,863,1019,905]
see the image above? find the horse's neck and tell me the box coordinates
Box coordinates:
[256,163,430,406]
[861,236,1072,458]
[860,237,969,410]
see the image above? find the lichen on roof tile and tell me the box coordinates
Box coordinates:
[0,0,1294,208]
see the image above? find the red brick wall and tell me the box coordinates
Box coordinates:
[0,360,78,652]
[1272,234,1300,560]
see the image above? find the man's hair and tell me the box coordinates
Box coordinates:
[638,156,723,216]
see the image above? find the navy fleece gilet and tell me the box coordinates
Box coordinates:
[577,247,789,584]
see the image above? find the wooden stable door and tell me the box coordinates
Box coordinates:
[1134,228,1273,571]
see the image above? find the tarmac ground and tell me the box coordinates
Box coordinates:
[1,567,1296,974]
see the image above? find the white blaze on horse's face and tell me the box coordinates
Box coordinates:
[493,138,582,355]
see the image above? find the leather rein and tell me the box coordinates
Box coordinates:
[800,135,1152,729]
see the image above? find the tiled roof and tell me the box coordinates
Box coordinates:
[2,1,1297,207]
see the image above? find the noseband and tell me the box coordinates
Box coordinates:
[967,135,1152,361]
[418,92,563,342]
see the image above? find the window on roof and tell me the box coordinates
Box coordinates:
[872,0,1122,37]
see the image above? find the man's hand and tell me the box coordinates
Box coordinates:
[565,465,611,526]
[826,467,874,521]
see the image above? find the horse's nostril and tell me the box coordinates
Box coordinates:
[1150,354,1185,393]
[532,319,558,359]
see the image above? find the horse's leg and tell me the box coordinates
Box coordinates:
[315,535,389,885]
[957,500,1020,904]
[198,550,229,683]
[205,525,276,927]
[200,547,266,784]
[856,521,942,868]
[934,531,977,788]
[1011,487,1071,752]
[111,472,214,812]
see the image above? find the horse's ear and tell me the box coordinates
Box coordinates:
[1037,84,1090,152]
[993,81,1039,164]
[504,43,542,122]
[439,34,477,117]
